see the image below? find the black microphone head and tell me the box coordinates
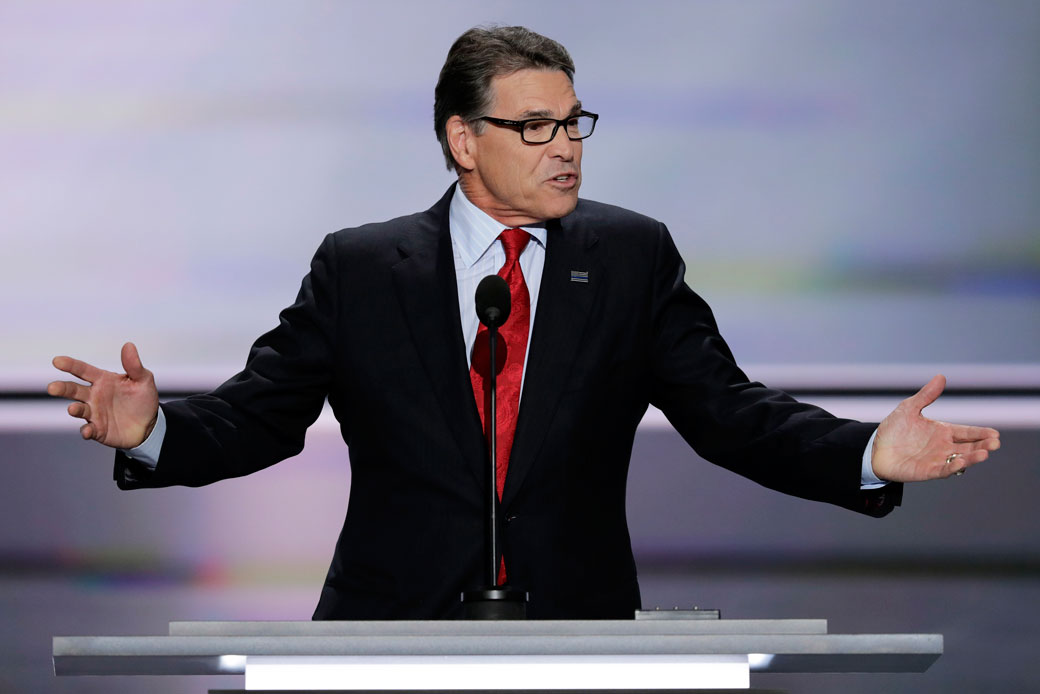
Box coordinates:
[475,275,511,328]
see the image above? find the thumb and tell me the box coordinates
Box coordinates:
[906,373,945,413]
[120,342,148,381]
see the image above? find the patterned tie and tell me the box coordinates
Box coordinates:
[470,228,531,585]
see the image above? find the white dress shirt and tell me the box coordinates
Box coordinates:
[449,183,546,384]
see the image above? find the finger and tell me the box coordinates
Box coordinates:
[906,374,946,413]
[949,424,1001,443]
[67,402,91,420]
[46,380,91,403]
[966,437,1001,453]
[120,342,148,381]
[951,448,990,465]
[941,447,994,477]
[79,422,94,440]
[51,356,102,383]
[942,429,1000,453]
[944,439,998,461]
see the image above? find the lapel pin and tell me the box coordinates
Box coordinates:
[570,270,589,283]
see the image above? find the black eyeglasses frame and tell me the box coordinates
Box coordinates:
[476,111,598,144]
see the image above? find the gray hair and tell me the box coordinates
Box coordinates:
[434,26,575,171]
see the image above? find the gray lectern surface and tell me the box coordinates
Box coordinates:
[53,619,942,677]
[207,690,791,694]
[169,619,829,636]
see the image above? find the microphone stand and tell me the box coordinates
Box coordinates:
[462,279,527,619]
[487,322,500,587]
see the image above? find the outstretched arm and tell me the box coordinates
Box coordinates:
[871,374,1000,482]
[47,342,160,450]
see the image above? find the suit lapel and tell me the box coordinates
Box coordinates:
[503,214,602,508]
[391,187,486,491]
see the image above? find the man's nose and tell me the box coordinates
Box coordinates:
[545,125,576,159]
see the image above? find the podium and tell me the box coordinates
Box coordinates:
[54,618,941,691]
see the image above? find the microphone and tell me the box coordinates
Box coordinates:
[475,275,510,329]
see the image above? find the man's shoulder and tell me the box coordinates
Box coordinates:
[569,198,665,233]
[324,189,452,258]
[328,209,435,246]
[339,209,430,234]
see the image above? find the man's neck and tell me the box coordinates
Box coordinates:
[456,176,543,228]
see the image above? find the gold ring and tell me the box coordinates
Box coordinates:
[945,453,960,465]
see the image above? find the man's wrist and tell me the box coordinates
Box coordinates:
[861,428,887,489]
[122,406,166,469]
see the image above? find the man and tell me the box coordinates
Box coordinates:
[48,26,999,620]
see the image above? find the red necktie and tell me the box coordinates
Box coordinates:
[470,228,530,585]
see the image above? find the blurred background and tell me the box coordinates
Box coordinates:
[1,1,1037,692]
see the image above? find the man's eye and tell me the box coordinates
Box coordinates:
[526,121,549,132]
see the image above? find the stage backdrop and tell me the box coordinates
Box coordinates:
[2,0,1038,391]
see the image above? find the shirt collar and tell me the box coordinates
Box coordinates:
[449,183,548,269]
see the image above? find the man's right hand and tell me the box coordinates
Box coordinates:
[47,342,160,450]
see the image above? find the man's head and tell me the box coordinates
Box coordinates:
[434,26,586,225]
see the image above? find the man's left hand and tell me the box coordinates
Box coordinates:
[871,374,1000,482]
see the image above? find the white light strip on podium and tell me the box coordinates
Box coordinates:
[244,654,751,690]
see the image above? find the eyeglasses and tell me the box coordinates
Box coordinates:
[477,111,598,144]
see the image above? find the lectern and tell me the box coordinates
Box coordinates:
[54,616,942,691]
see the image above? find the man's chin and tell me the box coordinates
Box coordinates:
[543,191,580,220]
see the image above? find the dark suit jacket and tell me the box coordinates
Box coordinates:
[116,185,900,620]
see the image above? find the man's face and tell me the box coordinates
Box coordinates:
[462,69,583,226]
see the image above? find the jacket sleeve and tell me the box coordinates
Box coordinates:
[115,233,340,489]
[646,223,901,517]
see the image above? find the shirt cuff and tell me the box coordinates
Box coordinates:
[860,428,887,489]
[120,407,166,470]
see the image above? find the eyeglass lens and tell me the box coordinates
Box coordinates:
[523,115,595,143]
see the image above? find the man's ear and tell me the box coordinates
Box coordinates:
[446,115,476,171]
